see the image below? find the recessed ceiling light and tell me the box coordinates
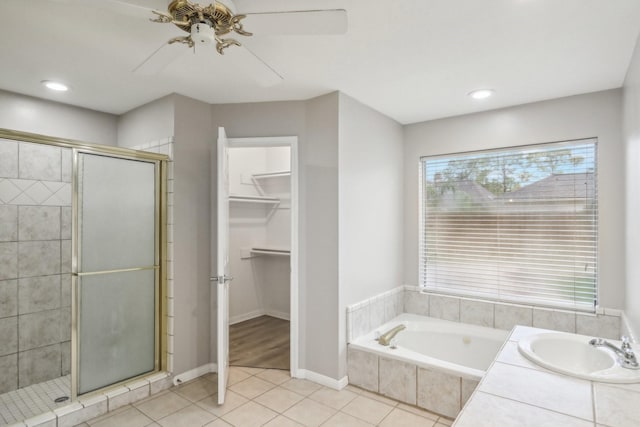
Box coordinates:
[41,80,69,92]
[468,89,494,100]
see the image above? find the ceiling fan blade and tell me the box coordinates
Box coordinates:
[225,45,283,87]
[242,9,347,36]
[50,0,163,19]
[133,41,185,75]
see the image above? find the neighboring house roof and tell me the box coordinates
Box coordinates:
[430,173,595,213]
[502,173,595,201]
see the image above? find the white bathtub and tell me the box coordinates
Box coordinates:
[350,313,509,381]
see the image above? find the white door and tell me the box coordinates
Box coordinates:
[215,127,232,404]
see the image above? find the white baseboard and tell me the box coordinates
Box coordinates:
[295,369,348,391]
[172,363,216,386]
[230,310,265,325]
[265,309,290,321]
[230,309,290,325]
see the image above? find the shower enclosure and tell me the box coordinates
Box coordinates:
[0,129,166,424]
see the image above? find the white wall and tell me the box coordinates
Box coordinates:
[337,93,404,377]
[0,90,117,146]
[227,146,290,323]
[404,89,625,309]
[623,34,640,337]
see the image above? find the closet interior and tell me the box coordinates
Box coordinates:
[227,145,291,370]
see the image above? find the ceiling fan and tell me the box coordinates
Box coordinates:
[81,0,347,86]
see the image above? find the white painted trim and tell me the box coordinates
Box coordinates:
[289,139,300,378]
[230,309,291,325]
[227,136,298,148]
[296,369,349,391]
[265,309,290,321]
[172,363,216,386]
[230,310,266,325]
[226,135,300,379]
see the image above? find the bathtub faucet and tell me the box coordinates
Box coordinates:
[589,336,639,369]
[377,324,406,346]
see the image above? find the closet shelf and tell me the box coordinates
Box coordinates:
[250,247,291,256]
[252,171,291,179]
[229,194,280,204]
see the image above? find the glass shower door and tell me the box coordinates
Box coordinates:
[75,153,158,395]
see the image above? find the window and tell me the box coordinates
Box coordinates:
[419,139,597,311]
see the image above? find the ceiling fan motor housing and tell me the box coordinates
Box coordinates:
[191,22,216,44]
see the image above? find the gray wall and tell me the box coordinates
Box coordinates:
[337,93,404,376]
[404,89,625,309]
[172,95,215,374]
[0,90,117,146]
[210,96,343,379]
[623,34,640,337]
[304,93,340,379]
[117,95,175,149]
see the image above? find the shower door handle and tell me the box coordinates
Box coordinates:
[210,275,233,283]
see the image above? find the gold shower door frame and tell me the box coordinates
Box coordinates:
[0,128,168,401]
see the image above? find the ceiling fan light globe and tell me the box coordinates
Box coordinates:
[191,22,216,45]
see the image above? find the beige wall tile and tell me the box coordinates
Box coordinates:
[379,357,417,405]
[0,279,17,318]
[576,314,621,340]
[417,368,460,419]
[404,290,429,316]
[460,300,494,327]
[429,295,460,322]
[532,308,576,333]
[347,348,378,392]
[494,304,532,331]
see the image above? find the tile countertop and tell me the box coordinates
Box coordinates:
[453,325,640,427]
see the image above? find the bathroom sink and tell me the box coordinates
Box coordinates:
[518,332,640,383]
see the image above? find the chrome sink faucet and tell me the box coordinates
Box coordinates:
[589,336,639,369]
[377,324,406,346]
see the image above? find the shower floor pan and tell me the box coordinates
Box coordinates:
[0,375,70,425]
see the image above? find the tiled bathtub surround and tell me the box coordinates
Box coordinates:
[347,348,478,418]
[402,287,622,339]
[346,287,403,342]
[346,287,625,419]
[346,286,623,345]
[0,139,72,394]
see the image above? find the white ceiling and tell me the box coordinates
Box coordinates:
[1,0,639,124]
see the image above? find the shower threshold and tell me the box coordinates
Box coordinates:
[0,375,71,425]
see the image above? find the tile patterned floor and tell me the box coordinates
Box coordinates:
[0,375,71,425]
[76,367,454,427]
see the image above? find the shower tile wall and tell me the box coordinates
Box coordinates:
[0,139,72,394]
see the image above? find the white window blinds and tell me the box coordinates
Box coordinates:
[420,139,597,311]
